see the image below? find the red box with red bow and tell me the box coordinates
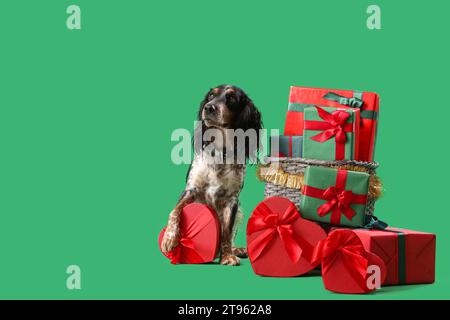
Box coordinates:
[158,203,220,264]
[246,197,327,277]
[313,229,388,294]
[317,227,436,293]
[284,86,379,162]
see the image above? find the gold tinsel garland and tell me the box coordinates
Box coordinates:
[256,164,383,200]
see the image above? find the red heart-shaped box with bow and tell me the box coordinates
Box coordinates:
[158,203,220,264]
[313,229,387,294]
[247,196,327,277]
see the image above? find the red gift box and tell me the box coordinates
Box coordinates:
[352,228,436,285]
[247,197,327,277]
[284,86,379,162]
[158,203,220,264]
[313,229,387,294]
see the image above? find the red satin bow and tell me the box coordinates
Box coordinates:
[310,106,351,143]
[312,230,369,291]
[167,238,205,264]
[247,202,314,263]
[304,106,354,160]
[302,170,367,225]
[166,212,213,264]
[317,186,356,221]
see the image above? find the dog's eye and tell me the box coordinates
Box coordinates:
[208,93,215,100]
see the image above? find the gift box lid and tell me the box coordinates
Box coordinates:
[289,86,379,114]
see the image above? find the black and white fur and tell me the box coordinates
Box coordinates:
[161,85,262,266]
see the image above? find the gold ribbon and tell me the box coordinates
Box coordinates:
[256,164,383,200]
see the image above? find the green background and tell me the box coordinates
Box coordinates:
[0,0,448,299]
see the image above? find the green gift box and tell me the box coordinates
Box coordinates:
[270,136,303,158]
[300,166,370,227]
[302,106,360,161]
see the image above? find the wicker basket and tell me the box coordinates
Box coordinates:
[257,157,382,217]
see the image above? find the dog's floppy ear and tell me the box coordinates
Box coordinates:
[234,96,263,161]
[235,96,262,132]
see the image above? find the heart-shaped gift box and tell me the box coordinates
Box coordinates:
[247,196,327,277]
[313,229,387,294]
[158,203,220,264]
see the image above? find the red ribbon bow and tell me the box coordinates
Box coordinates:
[311,106,351,143]
[317,186,356,221]
[167,238,205,264]
[247,202,314,263]
[304,106,354,160]
[312,230,369,291]
[166,213,213,264]
[302,170,367,225]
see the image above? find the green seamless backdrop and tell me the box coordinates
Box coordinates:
[0,0,449,299]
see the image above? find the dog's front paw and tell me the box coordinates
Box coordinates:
[232,247,248,258]
[161,228,180,254]
[220,254,240,266]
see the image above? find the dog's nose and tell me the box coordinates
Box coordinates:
[205,104,216,114]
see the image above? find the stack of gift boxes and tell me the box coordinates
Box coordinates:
[254,86,436,293]
[271,86,378,162]
[159,86,436,295]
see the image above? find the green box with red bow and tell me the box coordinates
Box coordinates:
[300,166,370,227]
[284,86,379,162]
[302,106,360,161]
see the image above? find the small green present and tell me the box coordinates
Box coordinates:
[270,136,303,158]
[300,166,370,227]
[302,106,360,161]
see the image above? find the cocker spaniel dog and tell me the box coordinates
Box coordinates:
[161,84,262,266]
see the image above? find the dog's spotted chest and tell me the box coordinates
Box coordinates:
[187,157,245,209]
